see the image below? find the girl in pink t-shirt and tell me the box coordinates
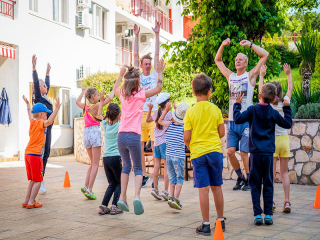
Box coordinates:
[114,60,166,215]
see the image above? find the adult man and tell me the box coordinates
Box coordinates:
[215,38,269,191]
[134,21,161,187]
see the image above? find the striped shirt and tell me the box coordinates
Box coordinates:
[165,122,185,158]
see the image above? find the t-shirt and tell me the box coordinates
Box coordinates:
[25,119,47,155]
[165,122,185,159]
[140,70,158,111]
[272,96,291,136]
[102,120,120,157]
[228,71,254,121]
[119,89,146,135]
[184,101,224,160]
[152,111,173,147]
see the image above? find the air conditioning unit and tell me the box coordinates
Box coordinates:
[140,34,153,44]
[155,0,161,7]
[116,23,127,35]
[77,11,91,30]
[77,0,91,9]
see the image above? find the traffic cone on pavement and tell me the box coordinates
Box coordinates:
[63,171,71,187]
[312,186,320,209]
[213,220,224,240]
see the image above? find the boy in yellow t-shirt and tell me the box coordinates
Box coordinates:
[184,73,226,236]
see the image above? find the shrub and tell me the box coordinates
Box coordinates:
[295,103,320,119]
[267,43,301,68]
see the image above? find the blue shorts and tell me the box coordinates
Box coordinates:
[154,143,166,159]
[166,155,184,185]
[192,152,223,188]
[226,121,249,153]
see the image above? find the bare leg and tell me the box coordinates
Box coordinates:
[119,173,129,203]
[163,159,169,191]
[153,158,161,189]
[211,186,224,219]
[170,183,175,197]
[198,186,210,222]
[87,146,101,192]
[23,181,34,204]
[141,142,146,176]
[174,183,183,199]
[85,148,93,188]
[227,147,240,171]
[134,175,143,199]
[240,151,249,175]
[28,181,41,205]
[273,157,278,185]
[279,157,290,202]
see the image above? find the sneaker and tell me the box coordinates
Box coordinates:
[196,223,211,236]
[141,175,150,188]
[110,206,123,215]
[254,215,263,225]
[242,179,250,191]
[282,201,291,213]
[151,188,162,200]
[172,198,182,210]
[167,196,176,209]
[81,186,87,194]
[264,215,273,225]
[272,201,276,212]
[160,190,169,201]
[40,181,47,193]
[233,177,245,190]
[84,192,97,200]
[215,219,226,232]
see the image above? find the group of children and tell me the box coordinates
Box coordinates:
[22,42,294,236]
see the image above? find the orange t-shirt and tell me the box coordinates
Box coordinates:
[25,119,46,155]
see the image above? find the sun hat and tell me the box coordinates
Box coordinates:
[32,103,52,114]
[172,103,189,124]
[156,92,170,105]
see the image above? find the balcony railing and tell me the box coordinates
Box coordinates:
[115,45,133,66]
[131,0,173,34]
[0,0,15,20]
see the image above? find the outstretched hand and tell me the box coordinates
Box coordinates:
[283,63,291,75]
[55,98,61,109]
[100,90,106,102]
[165,102,172,111]
[235,92,244,104]
[283,98,290,106]
[120,66,127,77]
[32,55,37,69]
[22,95,29,105]
[147,103,153,109]
[152,21,161,34]
[222,38,231,46]
[134,24,140,36]
[260,65,267,78]
[239,40,251,47]
[81,87,87,93]
[157,59,166,72]
[46,63,51,75]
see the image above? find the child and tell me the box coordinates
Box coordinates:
[32,55,52,193]
[146,92,172,201]
[233,83,292,226]
[259,64,293,213]
[22,95,60,208]
[114,59,166,215]
[76,87,114,200]
[97,93,123,215]
[183,73,225,236]
[158,101,189,210]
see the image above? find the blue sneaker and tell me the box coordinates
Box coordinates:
[254,215,263,225]
[264,215,273,225]
[133,198,144,215]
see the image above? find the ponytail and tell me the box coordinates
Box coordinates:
[155,107,163,130]
[270,81,283,106]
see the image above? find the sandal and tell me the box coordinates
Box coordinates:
[282,201,291,213]
[117,200,129,212]
[22,203,28,208]
[110,206,123,215]
[26,201,42,209]
[99,205,110,215]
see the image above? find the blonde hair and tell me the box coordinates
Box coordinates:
[121,66,141,99]
[237,53,248,63]
[83,87,99,116]
[140,53,153,65]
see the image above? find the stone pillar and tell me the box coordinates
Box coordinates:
[171,0,183,40]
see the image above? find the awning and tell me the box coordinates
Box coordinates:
[0,44,15,59]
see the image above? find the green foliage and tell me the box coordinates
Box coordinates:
[295,103,320,119]
[315,50,320,74]
[267,43,301,67]
[295,36,317,73]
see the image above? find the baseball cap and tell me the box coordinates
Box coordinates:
[32,103,52,114]
[156,92,170,105]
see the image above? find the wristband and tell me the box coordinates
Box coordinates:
[250,42,253,48]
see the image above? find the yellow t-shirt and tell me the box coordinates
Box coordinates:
[184,101,224,160]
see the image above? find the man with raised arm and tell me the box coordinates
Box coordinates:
[215,39,269,191]
[134,21,161,188]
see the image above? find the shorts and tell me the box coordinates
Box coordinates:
[274,134,290,158]
[25,154,43,182]
[226,121,249,153]
[141,112,155,142]
[154,143,166,159]
[192,152,223,188]
[167,155,184,185]
[84,126,102,149]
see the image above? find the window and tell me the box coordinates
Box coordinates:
[29,0,38,12]
[53,0,69,24]
[61,89,70,125]
[89,3,108,40]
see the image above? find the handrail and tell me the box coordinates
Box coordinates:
[0,0,15,20]
[115,45,133,66]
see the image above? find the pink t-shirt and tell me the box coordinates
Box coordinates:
[119,89,146,134]
[152,111,173,147]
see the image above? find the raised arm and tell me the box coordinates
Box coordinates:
[284,64,292,99]
[22,95,32,120]
[214,38,233,82]
[114,67,127,98]
[158,102,172,127]
[97,90,106,120]
[259,65,267,94]
[145,59,165,99]
[76,87,86,109]
[134,24,140,69]
[32,55,41,101]
[146,103,154,123]
[103,90,114,106]
[45,63,51,91]
[44,98,61,127]
[152,21,160,69]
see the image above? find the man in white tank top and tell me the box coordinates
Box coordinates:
[215,38,269,191]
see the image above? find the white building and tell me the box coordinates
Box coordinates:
[0,0,186,160]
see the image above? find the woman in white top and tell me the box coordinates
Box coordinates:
[259,64,293,214]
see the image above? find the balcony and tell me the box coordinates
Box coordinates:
[115,45,133,66]
[0,0,15,20]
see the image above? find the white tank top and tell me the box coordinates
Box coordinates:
[272,96,290,135]
[228,71,254,121]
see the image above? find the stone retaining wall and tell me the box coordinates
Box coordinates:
[74,117,320,185]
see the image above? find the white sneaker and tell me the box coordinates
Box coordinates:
[160,190,169,201]
[151,188,162,200]
[40,181,47,193]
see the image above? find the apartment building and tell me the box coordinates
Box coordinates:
[0,0,188,160]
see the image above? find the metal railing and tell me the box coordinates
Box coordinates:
[0,0,15,20]
[115,45,133,66]
[131,0,173,34]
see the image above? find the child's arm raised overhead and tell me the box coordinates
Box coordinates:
[97,90,105,120]
[233,92,252,124]
[45,63,51,92]
[44,98,61,128]
[103,90,114,106]
[145,59,165,99]
[284,64,293,100]
[259,65,267,94]
[114,67,127,98]
[158,102,172,127]
[146,103,154,123]
[76,87,86,109]
[32,55,41,101]
[22,95,32,120]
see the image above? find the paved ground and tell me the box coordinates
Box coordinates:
[1,155,320,240]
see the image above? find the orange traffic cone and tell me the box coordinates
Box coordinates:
[213,220,224,240]
[312,186,320,209]
[63,171,71,187]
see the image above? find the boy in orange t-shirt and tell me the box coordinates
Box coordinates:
[22,95,60,209]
